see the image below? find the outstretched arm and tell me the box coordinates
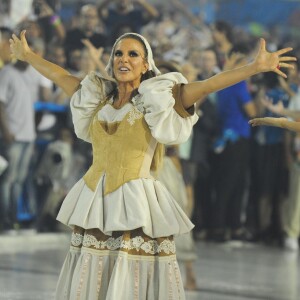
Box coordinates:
[181,39,297,109]
[249,117,300,133]
[10,30,80,97]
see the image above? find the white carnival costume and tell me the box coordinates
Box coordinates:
[55,33,198,300]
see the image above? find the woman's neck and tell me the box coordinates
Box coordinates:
[114,83,138,108]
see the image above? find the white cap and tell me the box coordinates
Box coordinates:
[105,32,161,77]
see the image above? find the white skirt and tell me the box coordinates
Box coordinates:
[55,175,193,299]
[56,227,186,300]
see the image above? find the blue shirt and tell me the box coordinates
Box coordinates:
[216,81,252,138]
[256,87,289,145]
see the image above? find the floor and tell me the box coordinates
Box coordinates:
[0,231,299,300]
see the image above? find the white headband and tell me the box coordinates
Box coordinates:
[105,33,161,77]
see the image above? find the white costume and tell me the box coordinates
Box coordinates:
[55,33,198,300]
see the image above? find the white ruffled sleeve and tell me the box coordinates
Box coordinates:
[138,72,199,145]
[70,71,114,142]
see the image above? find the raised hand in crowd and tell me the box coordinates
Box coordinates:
[81,39,110,78]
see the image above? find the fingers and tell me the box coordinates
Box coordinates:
[11,33,19,42]
[259,38,266,51]
[248,119,259,126]
[20,30,27,42]
[81,39,92,48]
[248,118,268,127]
[280,56,297,62]
[10,31,26,46]
[276,47,293,56]
[278,62,295,69]
[274,68,287,78]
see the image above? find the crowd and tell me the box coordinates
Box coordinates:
[1,0,300,257]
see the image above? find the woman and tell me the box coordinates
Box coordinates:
[9,30,295,299]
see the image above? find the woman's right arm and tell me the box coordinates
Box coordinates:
[10,30,80,97]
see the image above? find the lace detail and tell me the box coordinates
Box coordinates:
[82,233,176,255]
[131,94,144,114]
[71,232,84,247]
[127,107,143,126]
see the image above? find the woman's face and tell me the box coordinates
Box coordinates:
[113,38,149,88]
[200,50,217,73]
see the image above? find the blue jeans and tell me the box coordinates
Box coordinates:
[0,141,34,228]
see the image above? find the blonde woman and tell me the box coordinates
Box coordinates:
[9,29,295,299]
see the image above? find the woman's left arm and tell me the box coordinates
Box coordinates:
[181,39,297,109]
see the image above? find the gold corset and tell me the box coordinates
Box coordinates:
[83,106,157,195]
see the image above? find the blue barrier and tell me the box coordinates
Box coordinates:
[34,101,68,112]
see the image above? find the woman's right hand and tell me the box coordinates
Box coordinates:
[9,30,32,61]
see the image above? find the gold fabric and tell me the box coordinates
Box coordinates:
[84,106,156,194]
[83,83,193,194]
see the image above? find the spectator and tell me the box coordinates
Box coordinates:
[0,28,52,233]
[30,0,65,43]
[46,42,69,104]
[98,0,159,45]
[64,4,107,70]
[0,27,35,232]
[211,20,234,68]
[249,64,300,250]
[248,71,291,244]
[249,93,300,251]
[178,61,201,219]
[211,43,257,242]
[190,48,219,240]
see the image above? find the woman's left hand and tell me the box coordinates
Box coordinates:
[253,38,297,78]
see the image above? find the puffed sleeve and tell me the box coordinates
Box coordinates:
[138,72,199,145]
[70,71,115,142]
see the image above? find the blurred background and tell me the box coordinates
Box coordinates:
[0,0,300,299]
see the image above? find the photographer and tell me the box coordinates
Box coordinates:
[32,0,65,43]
